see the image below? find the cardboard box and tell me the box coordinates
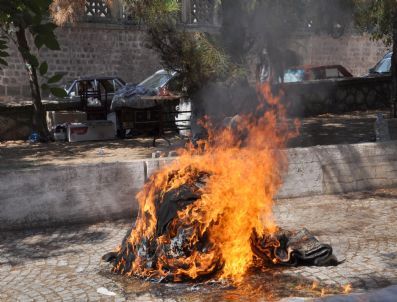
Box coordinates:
[67,121,116,142]
[46,111,87,131]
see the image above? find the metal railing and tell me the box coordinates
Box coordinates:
[82,0,220,29]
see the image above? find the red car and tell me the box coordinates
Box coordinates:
[283,65,353,83]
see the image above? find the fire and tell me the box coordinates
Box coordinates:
[110,84,298,282]
[343,284,352,294]
[321,288,327,297]
[311,281,319,290]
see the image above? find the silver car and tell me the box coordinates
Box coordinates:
[62,76,126,101]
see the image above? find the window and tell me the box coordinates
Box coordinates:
[78,80,96,95]
[375,58,391,73]
[284,69,304,83]
[85,0,111,18]
[98,79,115,93]
[325,68,339,78]
[140,72,173,90]
[68,83,79,97]
[312,68,325,80]
[114,79,124,91]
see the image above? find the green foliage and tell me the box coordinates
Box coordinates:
[39,61,48,75]
[41,83,50,91]
[0,0,63,96]
[125,0,180,23]
[49,87,67,97]
[33,23,60,50]
[354,0,396,45]
[47,73,64,84]
[133,0,232,93]
[26,52,39,68]
[0,57,7,66]
[40,72,65,96]
[183,33,232,89]
[40,74,67,97]
[148,23,232,93]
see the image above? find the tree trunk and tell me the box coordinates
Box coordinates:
[392,13,397,117]
[15,27,50,142]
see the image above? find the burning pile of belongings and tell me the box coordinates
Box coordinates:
[103,84,340,282]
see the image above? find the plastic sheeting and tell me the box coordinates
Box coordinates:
[110,84,157,110]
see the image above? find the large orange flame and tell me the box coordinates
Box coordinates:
[112,84,298,282]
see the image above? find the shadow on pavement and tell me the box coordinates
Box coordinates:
[0,225,110,266]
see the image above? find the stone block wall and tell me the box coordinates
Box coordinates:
[280,75,391,117]
[0,22,391,99]
[0,23,161,97]
[292,33,389,76]
[0,161,147,230]
[3,141,397,230]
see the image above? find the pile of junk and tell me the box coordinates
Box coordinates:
[46,71,191,143]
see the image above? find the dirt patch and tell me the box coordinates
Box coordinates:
[0,135,187,170]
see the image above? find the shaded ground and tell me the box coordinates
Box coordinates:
[0,135,187,170]
[0,110,388,170]
[0,189,396,301]
[287,110,384,148]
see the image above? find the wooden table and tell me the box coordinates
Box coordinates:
[115,95,187,146]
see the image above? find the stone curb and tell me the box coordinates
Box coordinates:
[2,141,397,230]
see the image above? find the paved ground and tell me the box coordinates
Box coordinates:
[1,190,396,301]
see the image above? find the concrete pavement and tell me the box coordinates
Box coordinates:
[0,190,396,301]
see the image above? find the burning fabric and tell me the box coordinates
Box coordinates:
[103,85,339,282]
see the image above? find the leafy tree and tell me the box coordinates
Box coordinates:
[354,0,397,115]
[0,0,66,141]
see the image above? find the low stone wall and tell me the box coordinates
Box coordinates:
[0,162,146,230]
[278,141,397,197]
[0,105,33,140]
[2,141,397,230]
[0,100,82,140]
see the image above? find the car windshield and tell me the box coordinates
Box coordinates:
[284,69,305,82]
[139,72,173,90]
[374,57,391,73]
[63,81,74,91]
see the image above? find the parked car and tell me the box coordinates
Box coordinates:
[51,76,126,101]
[367,51,392,76]
[283,65,353,83]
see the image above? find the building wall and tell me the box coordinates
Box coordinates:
[0,23,161,97]
[293,33,389,76]
[0,23,390,99]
